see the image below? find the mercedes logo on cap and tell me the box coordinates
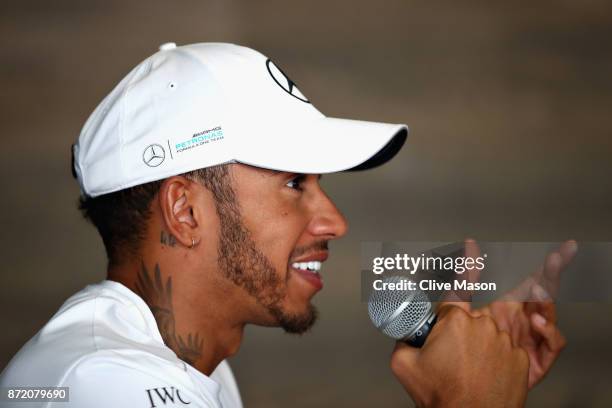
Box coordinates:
[265,59,310,103]
[142,144,166,167]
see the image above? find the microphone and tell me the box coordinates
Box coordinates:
[368,275,437,347]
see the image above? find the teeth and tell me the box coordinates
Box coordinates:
[291,261,322,273]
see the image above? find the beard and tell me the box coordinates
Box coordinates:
[214,195,318,334]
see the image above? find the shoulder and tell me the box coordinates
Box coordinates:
[59,351,218,408]
[2,282,168,384]
[1,282,223,407]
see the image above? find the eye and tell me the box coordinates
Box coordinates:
[285,174,306,191]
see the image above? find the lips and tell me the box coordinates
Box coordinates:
[291,252,329,263]
[292,267,323,290]
[289,251,328,290]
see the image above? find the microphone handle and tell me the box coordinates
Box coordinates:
[406,314,438,348]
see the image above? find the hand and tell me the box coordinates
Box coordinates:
[449,239,577,388]
[390,303,529,408]
[474,240,577,388]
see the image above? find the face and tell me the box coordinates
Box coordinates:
[213,164,348,334]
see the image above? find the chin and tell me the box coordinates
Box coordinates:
[276,303,318,335]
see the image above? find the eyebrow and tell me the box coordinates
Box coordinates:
[265,170,322,180]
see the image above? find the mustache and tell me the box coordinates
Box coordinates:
[289,240,329,259]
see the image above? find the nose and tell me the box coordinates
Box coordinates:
[307,189,349,240]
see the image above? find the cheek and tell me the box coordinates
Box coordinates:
[244,205,309,269]
[233,174,311,270]
[262,215,305,266]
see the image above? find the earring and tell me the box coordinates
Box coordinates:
[190,237,199,249]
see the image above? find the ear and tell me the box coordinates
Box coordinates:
[157,176,199,248]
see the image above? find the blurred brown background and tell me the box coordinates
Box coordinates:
[1,0,611,406]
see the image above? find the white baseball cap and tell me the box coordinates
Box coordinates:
[72,42,408,197]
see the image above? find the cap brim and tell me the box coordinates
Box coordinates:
[235,117,408,174]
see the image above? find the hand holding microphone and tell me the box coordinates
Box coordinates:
[389,304,530,408]
[368,275,529,407]
[367,240,576,407]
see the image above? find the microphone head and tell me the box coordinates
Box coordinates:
[368,275,434,341]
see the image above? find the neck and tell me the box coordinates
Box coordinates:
[108,249,245,375]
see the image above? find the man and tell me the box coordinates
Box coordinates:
[0,42,573,407]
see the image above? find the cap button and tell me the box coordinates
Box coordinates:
[159,42,177,51]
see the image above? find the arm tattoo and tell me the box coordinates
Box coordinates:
[135,262,204,365]
[160,231,177,247]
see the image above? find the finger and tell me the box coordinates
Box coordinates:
[558,240,578,268]
[438,239,480,311]
[390,341,420,378]
[529,313,565,388]
[437,297,472,312]
[538,240,577,300]
[528,298,557,325]
[504,275,537,301]
[530,283,552,302]
[464,238,482,285]
[520,251,562,302]
[507,241,576,302]
[436,303,472,322]
[530,313,566,356]
[537,241,577,278]
[541,252,563,299]
[537,241,577,296]
[393,340,419,354]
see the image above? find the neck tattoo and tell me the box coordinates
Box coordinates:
[135,262,203,366]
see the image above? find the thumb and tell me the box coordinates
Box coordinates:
[390,341,420,380]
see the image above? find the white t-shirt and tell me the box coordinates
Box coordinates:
[0,280,243,408]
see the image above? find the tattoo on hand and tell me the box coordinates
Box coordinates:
[160,231,177,247]
[135,262,203,365]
